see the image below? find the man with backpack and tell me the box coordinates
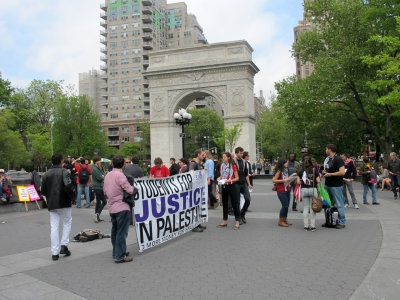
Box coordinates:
[75,157,92,208]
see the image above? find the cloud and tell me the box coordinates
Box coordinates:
[169,0,299,100]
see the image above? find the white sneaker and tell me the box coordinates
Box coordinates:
[344,204,349,208]
[354,204,360,209]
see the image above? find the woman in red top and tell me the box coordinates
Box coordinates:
[149,157,170,178]
[217,152,240,230]
[272,158,292,227]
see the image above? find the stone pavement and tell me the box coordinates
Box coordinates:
[0,178,398,299]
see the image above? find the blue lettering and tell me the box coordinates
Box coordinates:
[181,191,188,210]
[167,194,180,214]
[151,197,166,218]
[194,188,201,205]
[135,199,149,222]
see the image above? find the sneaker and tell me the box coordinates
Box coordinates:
[0,197,6,203]
[304,227,309,231]
[94,214,99,223]
[241,216,247,224]
[52,254,59,261]
[97,215,103,222]
[344,204,349,208]
[363,202,370,205]
[115,257,133,263]
[191,226,203,232]
[372,202,380,205]
[60,245,71,256]
[310,227,316,232]
[354,204,360,209]
[336,224,346,229]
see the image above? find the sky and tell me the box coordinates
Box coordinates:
[0,0,304,101]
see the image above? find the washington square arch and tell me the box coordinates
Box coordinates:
[144,40,259,163]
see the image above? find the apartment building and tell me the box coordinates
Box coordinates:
[93,0,207,149]
[293,8,314,78]
[78,70,107,113]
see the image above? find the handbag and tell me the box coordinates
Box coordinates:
[311,168,323,212]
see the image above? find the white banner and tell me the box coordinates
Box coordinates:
[133,170,208,252]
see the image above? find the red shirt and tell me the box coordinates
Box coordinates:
[75,164,92,184]
[150,165,170,178]
[276,173,290,193]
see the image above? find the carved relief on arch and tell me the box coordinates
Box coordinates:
[230,87,245,112]
[151,95,166,119]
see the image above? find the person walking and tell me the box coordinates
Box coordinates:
[323,144,346,229]
[387,152,400,200]
[297,156,320,231]
[233,147,252,224]
[360,157,379,205]
[217,152,241,230]
[204,150,217,209]
[92,155,107,223]
[273,158,292,227]
[103,155,134,263]
[75,157,92,208]
[340,153,359,209]
[41,153,74,261]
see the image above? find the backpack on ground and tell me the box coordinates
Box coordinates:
[78,166,90,184]
[74,229,110,242]
[324,207,338,228]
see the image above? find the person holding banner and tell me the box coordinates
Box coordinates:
[217,152,241,230]
[189,149,206,232]
[272,158,292,227]
[149,157,170,179]
[104,155,134,263]
[296,156,320,231]
[41,153,74,261]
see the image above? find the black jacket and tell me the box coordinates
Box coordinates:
[41,165,73,211]
[344,160,357,180]
[169,163,180,176]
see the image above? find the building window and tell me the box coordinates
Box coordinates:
[122,69,129,74]
[110,96,119,102]
[110,25,118,31]
[121,105,130,110]
[132,22,140,28]
[132,48,141,54]
[134,136,143,142]
[110,79,118,85]
[110,52,118,57]
[121,41,129,47]
[121,24,128,29]
[133,86,141,92]
[122,113,130,119]
[122,127,130,133]
[133,67,141,73]
[122,95,130,101]
[133,95,141,100]
[132,13,140,19]
[110,105,118,111]
[110,59,118,66]
[121,58,129,64]
[122,87,129,93]
[121,50,129,56]
[132,77,141,83]
[132,30,141,36]
[133,112,142,118]
[110,33,118,39]
[110,70,118,75]
[121,32,128,38]
[122,136,130,142]
[110,42,117,48]
[132,57,141,63]
[121,79,129,84]
[110,113,118,119]
[184,31,191,37]
[110,87,118,94]
[132,39,140,46]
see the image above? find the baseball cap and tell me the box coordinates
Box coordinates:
[0,169,5,173]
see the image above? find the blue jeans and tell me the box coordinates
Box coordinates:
[277,191,290,218]
[325,186,346,225]
[110,210,131,261]
[76,184,90,207]
[389,175,400,197]
[363,184,377,203]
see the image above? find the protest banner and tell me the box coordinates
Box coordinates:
[133,170,208,252]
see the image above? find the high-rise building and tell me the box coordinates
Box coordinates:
[92,0,207,149]
[78,69,107,113]
[254,90,266,120]
[293,5,314,78]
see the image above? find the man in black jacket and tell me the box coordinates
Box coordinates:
[41,153,74,261]
[340,154,359,209]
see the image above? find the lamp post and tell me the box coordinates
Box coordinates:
[174,108,192,158]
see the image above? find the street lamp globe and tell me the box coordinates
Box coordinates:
[173,113,180,120]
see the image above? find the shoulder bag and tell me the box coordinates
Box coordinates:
[311,168,323,212]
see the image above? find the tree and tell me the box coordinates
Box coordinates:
[25,79,64,129]
[29,132,51,170]
[184,108,224,155]
[279,0,400,160]
[53,95,109,157]
[223,124,243,153]
[119,142,141,158]
[0,76,13,107]
[0,110,31,169]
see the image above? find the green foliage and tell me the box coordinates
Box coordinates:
[0,76,13,107]
[0,110,31,168]
[29,131,51,170]
[184,108,224,155]
[277,0,400,160]
[119,142,141,158]
[223,124,243,153]
[53,95,108,158]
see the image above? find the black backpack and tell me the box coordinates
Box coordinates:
[324,207,338,228]
[79,166,90,184]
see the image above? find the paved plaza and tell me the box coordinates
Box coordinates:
[0,178,399,300]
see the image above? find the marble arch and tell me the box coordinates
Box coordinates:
[144,40,259,163]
